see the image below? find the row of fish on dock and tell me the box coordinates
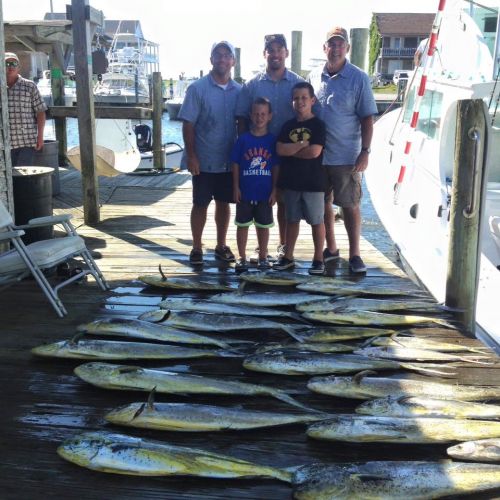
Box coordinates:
[32,269,500,498]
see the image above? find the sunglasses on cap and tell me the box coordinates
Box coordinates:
[5,60,19,68]
[264,34,287,49]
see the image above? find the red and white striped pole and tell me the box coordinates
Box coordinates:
[393,0,447,204]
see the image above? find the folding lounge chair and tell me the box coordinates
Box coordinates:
[0,200,108,317]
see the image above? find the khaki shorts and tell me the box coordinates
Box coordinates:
[325,165,362,208]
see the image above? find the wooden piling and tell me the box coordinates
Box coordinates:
[350,28,369,72]
[152,72,164,170]
[50,65,68,166]
[70,0,99,224]
[291,31,302,74]
[446,99,488,334]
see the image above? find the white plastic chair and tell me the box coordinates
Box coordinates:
[0,200,108,317]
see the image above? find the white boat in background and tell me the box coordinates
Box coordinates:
[37,69,77,107]
[94,31,159,105]
[67,119,140,176]
[365,0,500,350]
[165,78,195,120]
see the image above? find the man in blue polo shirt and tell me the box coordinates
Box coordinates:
[179,41,242,265]
[236,34,305,262]
[309,27,377,274]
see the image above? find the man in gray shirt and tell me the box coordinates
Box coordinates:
[309,27,377,274]
[179,41,242,265]
[236,34,304,261]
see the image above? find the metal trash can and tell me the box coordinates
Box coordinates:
[13,166,54,244]
[33,139,60,195]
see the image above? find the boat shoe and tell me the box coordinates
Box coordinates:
[214,245,236,262]
[349,255,367,274]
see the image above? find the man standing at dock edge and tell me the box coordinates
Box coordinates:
[309,27,377,274]
[5,52,47,166]
[179,41,242,265]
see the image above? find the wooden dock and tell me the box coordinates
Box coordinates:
[1,167,499,499]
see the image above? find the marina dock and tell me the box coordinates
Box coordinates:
[1,168,499,499]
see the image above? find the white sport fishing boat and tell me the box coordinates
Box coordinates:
[94,32,159,105]
[365,1,500,350]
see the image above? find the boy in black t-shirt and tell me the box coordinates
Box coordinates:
[274,82,327,275]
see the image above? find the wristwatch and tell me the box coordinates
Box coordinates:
[361,146,371,154]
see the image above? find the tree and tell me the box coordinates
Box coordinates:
[368,14,382,75]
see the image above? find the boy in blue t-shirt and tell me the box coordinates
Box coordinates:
[231,97,279,271]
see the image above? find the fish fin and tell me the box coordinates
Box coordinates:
[237,280,246,295]
[360,335,381,348]
[158,263,167,280]
[69,332,86,345]
[350,473,391,483]
[282,326,305,343]
[289,312,314,324]
[399,362,457,377]
[273,391,322,413]
[147,387,156,408]
[353,370,378,385]
[132,402,146,420]
[117,366,142,374]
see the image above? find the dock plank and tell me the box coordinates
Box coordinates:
[1,166,498,499]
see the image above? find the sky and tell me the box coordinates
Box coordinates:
[2,0,450,79]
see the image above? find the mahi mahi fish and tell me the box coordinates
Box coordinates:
[105,400,327,432]
[354,346,492,363]
[243,352,454,376]
[254,342,356,354]
[307,371,500,401]
[367,334,490,354]
[138,273,233,291]
[238,271,354,287]
[447,439,500,462]
[297,279,423,296]
[306,415,500,443]
[57,431,292,480]
[75,362,314,411]
[299,326,397,343]
[31,338,228,361]
[77,318,235,349]
[159,297,299,319]
[210,291,334,308]
[296,296,442,314]
[356,395,500,419]
[302,310,454,328]
[138,310,303,341]
[292,461,500,499]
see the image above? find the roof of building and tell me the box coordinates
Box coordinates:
[374,13,435,36]
[103,20,143,38]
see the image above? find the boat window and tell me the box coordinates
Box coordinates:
[416,91,443,140]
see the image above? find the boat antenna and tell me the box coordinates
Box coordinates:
[392,0,446,205]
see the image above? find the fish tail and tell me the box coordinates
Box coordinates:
[282,326,305,343]
[272,390,322,413]
[270,467,293,483]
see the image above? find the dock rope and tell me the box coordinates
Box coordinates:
[393,0,446,204]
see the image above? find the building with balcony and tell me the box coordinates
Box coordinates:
[372,13,434,78]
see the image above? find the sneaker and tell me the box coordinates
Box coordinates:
[323,248,340,263]
[189,248,203,265]
[308,260,325,275]
[273,256,295,271]
[257,259,271,270]
[349,255,367,274]
[214,245,236,262]
[235,258,249,272]
[249,247,260,264]
[276,244,286,260]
